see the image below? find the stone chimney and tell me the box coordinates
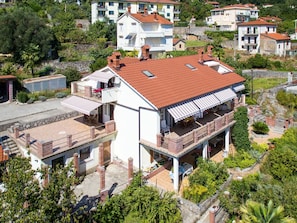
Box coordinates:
[141,45,150,60]
[198,48,204,63]
[127,6,131,13]
[207,45,213,57]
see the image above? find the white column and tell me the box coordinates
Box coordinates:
[224,127,230,157]
[202,142,208,159]
[173,157,179,192]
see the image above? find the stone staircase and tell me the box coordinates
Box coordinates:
[0,135,21,158]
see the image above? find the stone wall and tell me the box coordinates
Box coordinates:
[42,60,92,74]
[242,69,292,79]
[6,111,79,132]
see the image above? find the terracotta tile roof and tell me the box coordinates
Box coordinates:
[173,38,185,45]
[259,16,282,23]
[213,3,257,11]
[111,54,245,109]
[261,32,290,41]
[238,19,276,26]
[0,75,16,80]
[130,13,172,25]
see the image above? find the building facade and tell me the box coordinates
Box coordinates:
[91,0,180,24]
[206,4,259,31]
[117,11,173,58]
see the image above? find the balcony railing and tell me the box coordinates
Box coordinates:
[11,120,116,159]
[148,110,235,156]
[243,30,258,35]
[97,6,107,11]
[72,82,118,103]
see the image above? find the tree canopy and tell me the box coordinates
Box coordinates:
[0,8,59,63]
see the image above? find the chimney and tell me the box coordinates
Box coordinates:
[108,52,121,69]
[141,45,150,60]
[198,48,204,63]
[154,12,157,20]
[127,6,131,13]
[207,45,213,57]
[144,7,148,15]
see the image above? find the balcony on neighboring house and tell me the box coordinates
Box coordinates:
[173,9,180,14]
[140,31,165,38]
[97,5,107,11]
[173,17,180,22]
[244,41,257,46]
[243,30,258,35]
[118,6,126,13]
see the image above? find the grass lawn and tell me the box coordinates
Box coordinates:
[185,40,207,48]
[252,77,287,91]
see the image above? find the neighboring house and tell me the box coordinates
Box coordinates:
[173,38,186,51]
[258,16,282,24]
[206,1,220,8]
[237,19,279,55]
[206,4,259,31]
[91,0,180,24]
[117,10,173,58]
[260,32,291,56]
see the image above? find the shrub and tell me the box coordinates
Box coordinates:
[252,121,269,135]
[251,142,268,154]
[16,91,29,103]
[55,92,67,98]
[183,184,208,203]
[38,96,47,102]
[27,97,35,104]
[224,151,256,169]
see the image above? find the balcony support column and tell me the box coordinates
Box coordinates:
[202,141,208,159]
[224,127,230,157]
[173,157,179,192]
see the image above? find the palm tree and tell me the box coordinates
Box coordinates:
[239,200,296,223]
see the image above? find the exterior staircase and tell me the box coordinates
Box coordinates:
[0,135,21,158]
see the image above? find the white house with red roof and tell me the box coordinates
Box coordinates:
[237,19,291,56]
[91,0,180,24]
[62,47,244,191]
[260,32,291,56]
[117,10,173,58]
[206,4,259,31]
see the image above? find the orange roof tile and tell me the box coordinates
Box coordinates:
[130,13,172,25]
[238,19,276,26]
[261,33,290,41]
[111,54,245,109]
[173,38,185,45]
[0,75,16,80]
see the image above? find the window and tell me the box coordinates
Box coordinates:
[241,37,244,41]
[80,146,91,162]
[185,63,196,70]
[109,11,114,15]
[179,44,182,49]
[142,70,155,78]
[131,22,136,25]
[167,13,170,17]
[109,2,114,6]
[167,5,170,9]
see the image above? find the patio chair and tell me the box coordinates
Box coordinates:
[161,120,170,134]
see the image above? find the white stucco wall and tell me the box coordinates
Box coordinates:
[111,75,159,169]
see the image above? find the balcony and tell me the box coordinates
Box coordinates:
[140,109,235,157]
[10,116,117,159]
[140,31,165,38]
[244,41,257,46]
[144,44,166,51]
[174,17,180,22]
[118,7,126,13]
[72,82,118,103]
[243,30,258,35]
[174,9,180,14]
[97,6,107,11]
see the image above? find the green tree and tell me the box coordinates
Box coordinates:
[232,106,251,151]
[61,67,82,87]
[21,43,40,76]
[0,157,79,222]
[240,200,296,223]
[0,8,58,63]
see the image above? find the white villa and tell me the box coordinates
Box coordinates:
[91,0,180,24]
[206,4,259,31]
[117,10,173,58]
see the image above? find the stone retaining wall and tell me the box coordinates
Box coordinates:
[6,111,79,132]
